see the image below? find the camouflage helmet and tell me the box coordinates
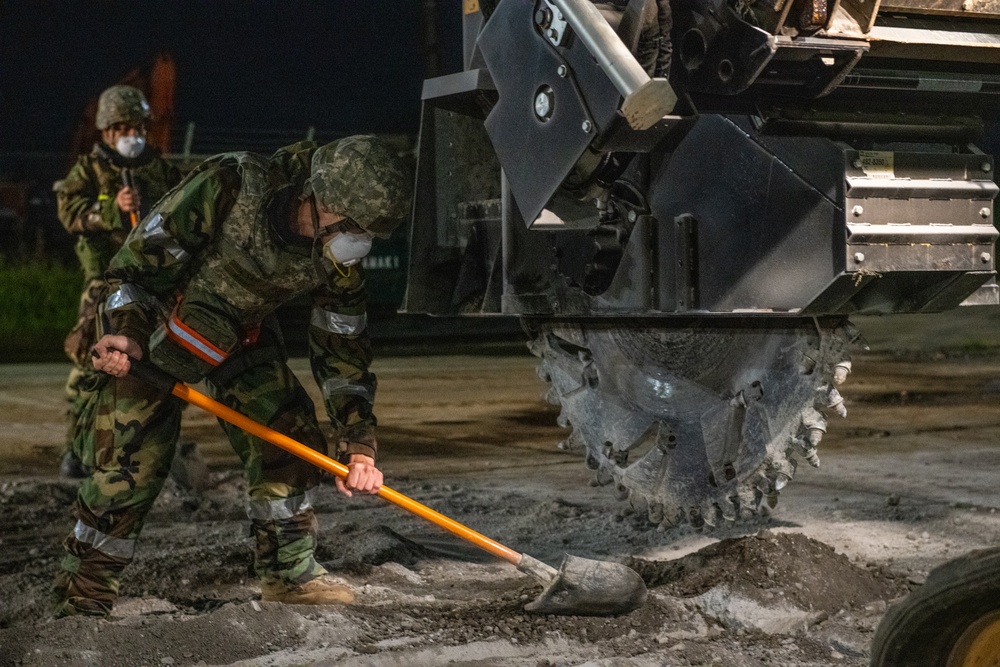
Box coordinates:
[95,85,151,130]
[309,135,412,239]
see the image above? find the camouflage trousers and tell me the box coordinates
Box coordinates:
[63,278,106,451]
[53,334,329,617]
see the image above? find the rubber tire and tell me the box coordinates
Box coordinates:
[870,546,1000,667]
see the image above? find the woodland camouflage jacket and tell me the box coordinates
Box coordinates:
[104,142,379,458]
[57,143,181,281]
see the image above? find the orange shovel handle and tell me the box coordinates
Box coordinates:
[140,366,522,566]
[121,168,139,228]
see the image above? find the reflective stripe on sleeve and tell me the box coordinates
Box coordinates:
[246,492,313,522]
[106,283,159,312]
[310,308,367,336]
[73,520,136,560]
[139,213,190,261]
[165,309,228,367]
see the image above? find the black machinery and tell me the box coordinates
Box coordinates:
[404,0,1000,530]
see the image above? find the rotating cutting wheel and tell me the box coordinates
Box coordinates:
[528,318,857,530]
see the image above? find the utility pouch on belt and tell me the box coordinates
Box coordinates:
[149,300,239,384]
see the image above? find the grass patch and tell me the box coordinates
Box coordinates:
[0,262,81,363]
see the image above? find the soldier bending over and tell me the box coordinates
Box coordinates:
[51,135,411,616]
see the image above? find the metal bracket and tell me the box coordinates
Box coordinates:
[539,0,570,46]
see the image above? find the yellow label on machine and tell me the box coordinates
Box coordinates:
[858,150,895,179]
[464,0,480,14]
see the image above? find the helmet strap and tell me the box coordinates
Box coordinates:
[310,196,329,282]
[310,195,352,279]
[309,195,321,237]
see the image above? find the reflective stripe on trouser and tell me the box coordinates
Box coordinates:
[207,356,330,588]
[53,342,330,613]
[249,492,326,588]
[53,372,180,617]
[52,524,133,618]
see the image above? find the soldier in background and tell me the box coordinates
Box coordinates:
[52,135,411,617]
[56,85,182,478]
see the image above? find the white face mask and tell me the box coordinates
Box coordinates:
[323,232,373,267]
[115,135,146,159]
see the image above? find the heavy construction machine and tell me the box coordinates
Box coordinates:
[404,0,1000,531]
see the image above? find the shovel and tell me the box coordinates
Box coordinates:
[119,357,647,616]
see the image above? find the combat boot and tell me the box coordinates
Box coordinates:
[59,450,91,479]
[260,574,356,605]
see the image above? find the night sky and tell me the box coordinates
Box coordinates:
[0,0,463,155]
[2,1,998,158]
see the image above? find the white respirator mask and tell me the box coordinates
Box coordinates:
[322,232,373,267]
[115,135,146,159]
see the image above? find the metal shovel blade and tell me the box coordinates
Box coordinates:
[521,554,647,616]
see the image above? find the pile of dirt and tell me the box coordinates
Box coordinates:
[630,530,906,614]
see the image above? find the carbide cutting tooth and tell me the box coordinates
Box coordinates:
[801,407,829,447]
[803,449,821,468]
[770,456,796,488]
[826,387,848,418]
[614,483,630,500]
[833,360,852,385]
[840,321,866,348]
[595,467,613,486]
[688,507,705,529]
[585,452,601,470]
[774,473,792,491]
[765,489,779,509]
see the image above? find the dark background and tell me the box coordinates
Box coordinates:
[0,0,463,158]
[0,0,505,353]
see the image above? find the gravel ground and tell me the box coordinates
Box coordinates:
[1,311,999,666]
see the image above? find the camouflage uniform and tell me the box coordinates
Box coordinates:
[57,102,181,460]
[53,137,410,617]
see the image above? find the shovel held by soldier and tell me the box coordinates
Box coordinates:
[97,349,648,616]
[57,134,644,619]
